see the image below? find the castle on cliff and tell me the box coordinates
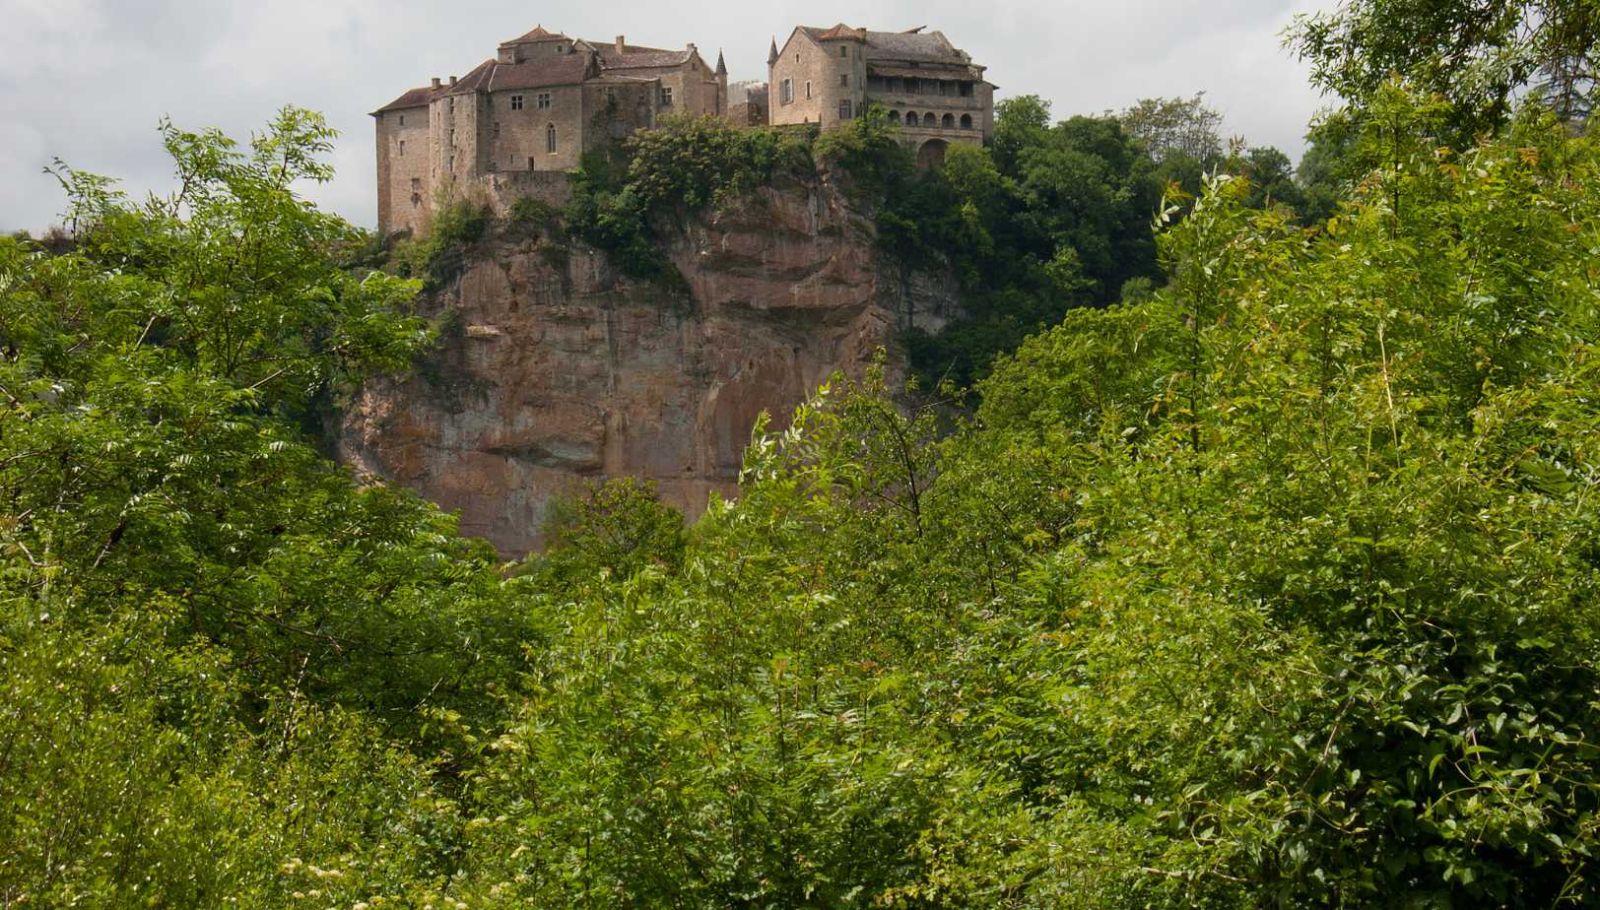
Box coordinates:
[373,22,994,236]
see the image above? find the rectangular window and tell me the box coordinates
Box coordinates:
[804,80,812,100]
[660,86,673,105]
[398,140,405,156]
[838,99,853,120]
[840,74,849,87]
[537,92,551,109]
[510,94,524,110]
[448,97,455,113]
[960,81,975,97]
[839,46,848,58]
[449,129,456,146]
[411,178,421,191]
[780,78,793,104]
[546,124,557,153]
[398,114,406,126]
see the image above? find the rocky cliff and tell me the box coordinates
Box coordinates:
[339,170,959,556]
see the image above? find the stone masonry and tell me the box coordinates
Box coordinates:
[374,26,729,237]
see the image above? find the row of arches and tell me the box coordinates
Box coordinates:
[888,110,974,130]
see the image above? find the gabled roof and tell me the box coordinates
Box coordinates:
[501,24,569,46]
[594,44,693,69]
[374,85,438,114]
[805,23,867,42]
[863,29,969,64]
[486,53,594,91]
[443,58,498,95]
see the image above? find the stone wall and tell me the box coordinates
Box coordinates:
[375,106,432,236]
[769,32,866,129]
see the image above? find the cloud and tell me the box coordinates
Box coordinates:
[0,0,1331,232]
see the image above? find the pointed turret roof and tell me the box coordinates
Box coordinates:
[503,24,569,45]
[715,50,727,75]
[768,37,779,65]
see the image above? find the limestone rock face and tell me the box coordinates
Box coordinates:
[339,172,958,556]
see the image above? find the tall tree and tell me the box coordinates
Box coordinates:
[1290,0,1599,136]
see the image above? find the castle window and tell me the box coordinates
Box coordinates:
[399,140,406,156]
[960,81,975,97]
[398,114,406,126]
[839,46,847,58]
[805,80,812,99]
[840,73,849,87]
[960,113,973,130]
[411,178,421,191]
[537,92,551,109]
[448,97,455,113]
[660,86,673,105]
[493,122,501,138]
[780,78,793,104]
[838,99,853,120]
[511,94,524,110]
[924,112,936,126]
[449,129,456,146]
[942,113,955,129]
[546,123,557,153]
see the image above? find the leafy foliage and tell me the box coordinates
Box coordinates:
[7,14,1600,904]
[565,115,811,281]
[1290,0,1599,138]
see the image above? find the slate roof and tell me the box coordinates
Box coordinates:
[592,43,694,70]
[485,54,594,91]
[864,29,967,64]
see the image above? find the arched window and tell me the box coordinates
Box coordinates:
[960,114,973,130]
[546,123,557,153]
[941,113,954,129]
[888,110,901,123]
[924,112,937,127]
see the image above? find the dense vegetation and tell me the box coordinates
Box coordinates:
[4,3,1600,905]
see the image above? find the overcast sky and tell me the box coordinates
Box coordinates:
[0,0,1332,233]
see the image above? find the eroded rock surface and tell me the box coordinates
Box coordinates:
[340,171,958,555]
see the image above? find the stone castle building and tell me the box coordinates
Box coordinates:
[374,23,994,236]
[374,26,728,236]
[766,25,994,167]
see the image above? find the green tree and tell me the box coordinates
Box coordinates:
[1290,0,1599,137]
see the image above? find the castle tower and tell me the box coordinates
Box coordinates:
[716,50,729,116]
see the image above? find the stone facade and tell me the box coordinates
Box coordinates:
[767,25,994,166]
[375,26,728,237]
[727,80,770,126]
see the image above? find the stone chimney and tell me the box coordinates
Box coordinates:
[449,75,458,86]
[687,42,697,55]
[431,77,442,89]
[615,35,625,53]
